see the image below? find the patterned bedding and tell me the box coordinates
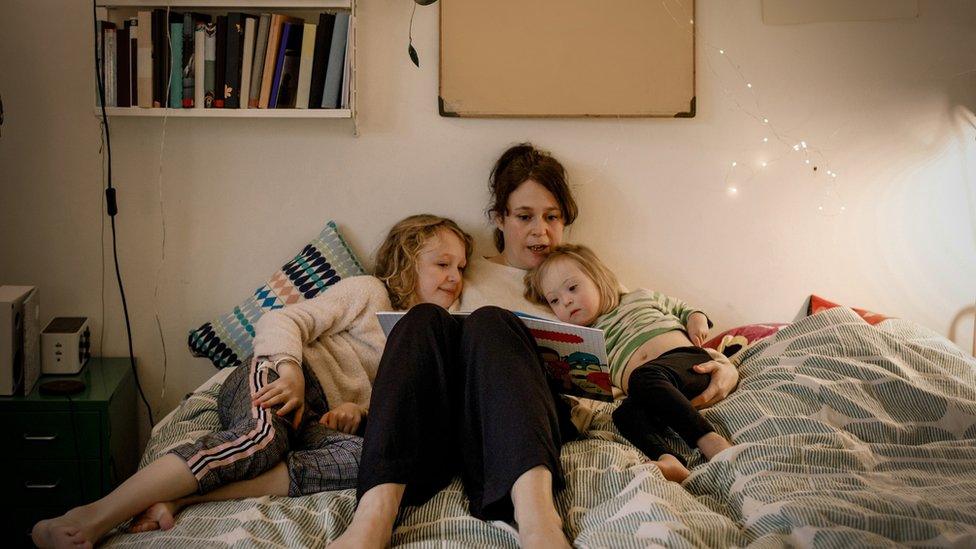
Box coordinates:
[102,308,976,547]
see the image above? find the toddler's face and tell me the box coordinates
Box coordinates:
[539,258,602,326]
[413,229,466,309]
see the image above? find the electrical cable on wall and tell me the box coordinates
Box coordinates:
[93,0,155,428]
[154,5,174,399]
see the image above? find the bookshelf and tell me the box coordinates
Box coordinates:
[94,0,358,133]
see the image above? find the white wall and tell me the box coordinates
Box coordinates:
[2,1,975,441]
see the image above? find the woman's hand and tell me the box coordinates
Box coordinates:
[689,350,739,409]
[687,312,710,347]
[252,360,306,429]
[320,402,366,434]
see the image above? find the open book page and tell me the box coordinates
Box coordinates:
[376,311,613,401]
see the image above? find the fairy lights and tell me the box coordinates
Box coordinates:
[660,1,846,214]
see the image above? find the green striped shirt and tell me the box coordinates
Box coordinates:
[593,289,707,388]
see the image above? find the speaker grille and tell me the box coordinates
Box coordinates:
[79,327,91,363]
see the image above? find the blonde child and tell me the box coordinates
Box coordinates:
[33,214,473,548]
[525,244,732,482]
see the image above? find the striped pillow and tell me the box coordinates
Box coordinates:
[187,221,366,368]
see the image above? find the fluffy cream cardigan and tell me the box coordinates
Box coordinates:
[252,275,391,410]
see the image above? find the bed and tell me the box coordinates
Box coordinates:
[101,307,976,547]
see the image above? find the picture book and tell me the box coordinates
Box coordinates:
[376,311,614,402]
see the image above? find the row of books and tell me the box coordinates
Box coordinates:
[97,10,351,110]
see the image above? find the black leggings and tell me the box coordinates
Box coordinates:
[357,304,577,521]
[612,346,715,464]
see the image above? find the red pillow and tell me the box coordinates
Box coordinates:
[704,323,787,357]
[807,295,891,325]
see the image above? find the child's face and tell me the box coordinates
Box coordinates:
[413,229,467,309]
[539,258,602,326]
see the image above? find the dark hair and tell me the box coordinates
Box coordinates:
[487,143,579,252]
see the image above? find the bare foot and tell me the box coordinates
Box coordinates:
[697,432,732,460]
[519,523,572,549]
[329,513,393,548]
[654,454,691,483]
[129,501,183,533]
[32,506,99,549]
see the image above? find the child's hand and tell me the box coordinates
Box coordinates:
[687,312,710,347]
[320,402,365,434]
[252,360,306,429]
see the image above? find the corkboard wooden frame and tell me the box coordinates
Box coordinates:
[438,0,696,118]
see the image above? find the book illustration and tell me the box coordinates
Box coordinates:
[376,311,613,402]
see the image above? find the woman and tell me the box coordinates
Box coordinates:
[334,144,739,549]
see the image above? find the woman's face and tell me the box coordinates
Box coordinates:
[494,179,566,270]
[413,229,467,309]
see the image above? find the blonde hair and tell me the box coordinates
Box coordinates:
[524,244,621,315]
[374,214,474,310]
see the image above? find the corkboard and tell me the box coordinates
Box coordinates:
[439,0,696,118]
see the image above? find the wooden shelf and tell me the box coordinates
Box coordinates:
[96,107,352,118]
[96,0,359,133]
[96,1,351,8]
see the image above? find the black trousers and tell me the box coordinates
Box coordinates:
[612,346,715,464]
[358,304,576,521]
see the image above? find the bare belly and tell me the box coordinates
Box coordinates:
[619,330,697,394]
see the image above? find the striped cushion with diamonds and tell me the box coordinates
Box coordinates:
[187,221,366,369]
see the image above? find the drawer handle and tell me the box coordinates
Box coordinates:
[25,480,61,489]
[23,434,58,441]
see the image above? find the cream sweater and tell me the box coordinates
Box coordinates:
[252,275,391,411]
[458,257,558,319]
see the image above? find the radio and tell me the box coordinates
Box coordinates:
[42,317,91,375]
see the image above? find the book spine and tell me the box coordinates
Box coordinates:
[169,22,183,108]
[182,13,195,107]
[204,22,216,107]
[308,13,336,109]
[95,20,105,104]
[104,27,117,107]
[275,24,304,108]
[269,22,293,108]
[340,22,351,109]
[193,23,205,108]
[249,13,271,108]
[258,14,283,109]
[127,19,138,107]
[239,16,257,110]
[116,27,131,107]
[321,11,349,109]
[224,12,245,108]
[294,23,316,109]
[214,15,227,108]
[151,9,164,107]
[137,11,153,108]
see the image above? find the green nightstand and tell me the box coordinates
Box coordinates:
[0,357,138,544]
